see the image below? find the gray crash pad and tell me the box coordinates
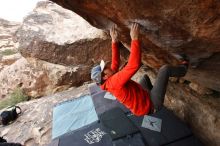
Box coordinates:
[88,83,203,146]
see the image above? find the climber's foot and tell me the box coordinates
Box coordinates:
[172,53,189,68]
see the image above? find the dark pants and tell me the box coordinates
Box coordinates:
[139,65,187,111]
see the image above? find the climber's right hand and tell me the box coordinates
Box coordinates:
[110,24,118,43]
[130,23,139,40]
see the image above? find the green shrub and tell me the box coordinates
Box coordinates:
[0,49,17,56]
[0,99,10,110]
[0,88,29,110]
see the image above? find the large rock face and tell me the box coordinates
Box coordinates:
[15,1,112,67]
[0,19,20,70]
[0,1,113,98]
[50,0,220,145]
[0,57,89,98]
[0,19,19,52]
[51,0,220,92]
[165,82,220,146]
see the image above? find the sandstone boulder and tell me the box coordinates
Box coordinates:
[0,57,90,98]
[0,1,114,98]
[0,53,21,71]
[165,82,220,146]
[51,0,220,92]
[0,18,19,52]
[0,18,20,71]
[15,1,112,67]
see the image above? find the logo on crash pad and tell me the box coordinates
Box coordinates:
[141,115,162,132]
[84,128,106,144]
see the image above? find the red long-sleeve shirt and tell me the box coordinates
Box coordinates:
[100,40,152,116]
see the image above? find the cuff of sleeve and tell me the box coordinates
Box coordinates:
[131,40,139,43]
[112,42,119,48]
[112,42,118,45]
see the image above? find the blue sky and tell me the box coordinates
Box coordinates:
[0,0,44,22]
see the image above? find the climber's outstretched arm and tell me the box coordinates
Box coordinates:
[110,25,120,72]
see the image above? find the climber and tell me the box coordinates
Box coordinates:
[91,23,188,116]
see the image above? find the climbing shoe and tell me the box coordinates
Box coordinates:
[171,53,189,68]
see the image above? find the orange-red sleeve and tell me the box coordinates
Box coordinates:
[110,40,141,87]
[111,42,120,72]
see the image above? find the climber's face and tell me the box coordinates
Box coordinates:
[102,62,115,80]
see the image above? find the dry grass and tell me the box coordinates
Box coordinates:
[0,49,17,56]
[0,88,29,110]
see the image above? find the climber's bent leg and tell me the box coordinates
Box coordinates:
[150,64,187,111]
[139,74,153,92]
